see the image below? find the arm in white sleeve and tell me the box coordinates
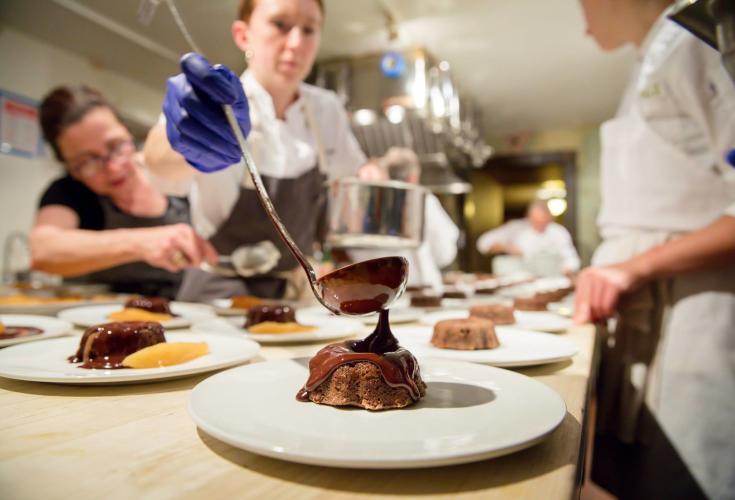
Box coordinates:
[476,220,520,254]
[325,94,367,179]
[552,224,581,272]
[669,35,735,208]
[727,201,735,218]
[424,194,458,268]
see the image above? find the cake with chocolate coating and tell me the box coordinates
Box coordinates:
[431,317,500,350]
[69,321,166,369]
[124,297,174,315]
[244,304,295,328]
[469,303,516,325]
[410,293,442,308]
[297,310,426,410]
[513,295,549,311]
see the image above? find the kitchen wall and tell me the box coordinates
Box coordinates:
[0,25,164,276]
[487,125,603,265]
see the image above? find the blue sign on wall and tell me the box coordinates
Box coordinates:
[380,51,406,79]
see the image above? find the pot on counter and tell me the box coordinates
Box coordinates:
[326,178,427,249]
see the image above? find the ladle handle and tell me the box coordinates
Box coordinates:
[222,105,318,286]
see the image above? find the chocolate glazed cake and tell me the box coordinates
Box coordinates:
[245,304,295,328]
[124,297,175,315]
[68,321,166,369]
[297,309,426,410]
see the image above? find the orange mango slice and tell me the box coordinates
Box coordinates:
[247,322,317,334]
[107,308,173,322]
[122,342,208,368]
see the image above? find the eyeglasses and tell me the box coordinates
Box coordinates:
[66,140,135,179]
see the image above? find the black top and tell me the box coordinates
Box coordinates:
[39,175,105,230]
[37,175,191,299]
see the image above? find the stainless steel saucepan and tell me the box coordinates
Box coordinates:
[326,178,427,249]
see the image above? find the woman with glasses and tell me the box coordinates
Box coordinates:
[30,85,216,298]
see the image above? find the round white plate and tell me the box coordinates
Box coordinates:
[57,302,216,329]
[191,316,364,344]
[0,296,127,316]
[0,331,260,384]
[0,315,74,348]
[188,358,566,468]
[297,305,422,325]
[420,310,572,333]
[395,325,578,367]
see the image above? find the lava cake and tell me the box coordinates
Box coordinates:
[513,295,550,311]
[244,304,295,328]
[410,293,442,308]
[69,321,166,369]
[431,317,500,350]
[469,303,516,325]
[297,310,426,410]
[124,297,174,315]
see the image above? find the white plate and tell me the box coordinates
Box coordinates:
[0,315,74,348]
[58,302,216,329]
[0,331,260,384]
[297,305,422,325]
[188,358,566,468]
[395,325,578,367]
[0,296,127,316]
[191,316,364,344]
[420,310,572,333]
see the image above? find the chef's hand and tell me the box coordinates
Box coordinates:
[137,223,218,273]
[163,52,251,173]
[573,261,644,324]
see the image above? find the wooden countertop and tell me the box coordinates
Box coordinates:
[0,322,597,500]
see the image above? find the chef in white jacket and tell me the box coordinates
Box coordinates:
[574,1,735,498]
[476,199,580,276]
[349,148,459,293]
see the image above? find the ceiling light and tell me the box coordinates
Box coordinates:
[385,105,406,124]
[353,109,377,126]
[547,198,567,217]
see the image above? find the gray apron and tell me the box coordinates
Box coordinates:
[71,196,190,299]
[176,166,326,302]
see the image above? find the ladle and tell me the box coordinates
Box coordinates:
[163,0,408,315]
[223,111,408,315]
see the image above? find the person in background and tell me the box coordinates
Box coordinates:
[144,0,374,302]
[476,199,580,276]
[574,0,735,498]
[349,148,459,293]
[31,85,216,299]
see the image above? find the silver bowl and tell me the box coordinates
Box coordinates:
[326,178,427,249]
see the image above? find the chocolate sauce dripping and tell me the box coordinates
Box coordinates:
[296,309,422,402]
[348,309,398,354]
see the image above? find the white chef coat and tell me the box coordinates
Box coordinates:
[597,11,735,236]
[592,10,735,500]
[476,219,581,273]
[185,71,366,238]
[349,194,459,293]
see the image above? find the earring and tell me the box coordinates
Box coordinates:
[245,50,254,61]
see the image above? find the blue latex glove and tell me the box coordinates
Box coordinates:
[728,149,735,168]
[163,53,251,172]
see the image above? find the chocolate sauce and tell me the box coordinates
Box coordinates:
[0,326,43,339]
[296,309,423,402]
[316,257,408,315]
[69,321,166,369]
[124,297,175,315]
[245,304,295,328]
